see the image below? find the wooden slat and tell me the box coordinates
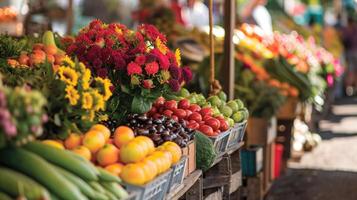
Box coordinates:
[166,170,202,200]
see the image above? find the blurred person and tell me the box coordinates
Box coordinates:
[342,16,357,96]
[181,0,209,28]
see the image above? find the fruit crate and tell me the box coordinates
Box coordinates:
[167,156,187,192]
[208,129,231,155]
[125,169,173,200]
[228,121,247,149]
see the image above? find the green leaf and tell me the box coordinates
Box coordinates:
[131,95,152,114]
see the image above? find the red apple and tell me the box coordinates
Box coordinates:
[154,97,165,107]
[203,115,213,121]
[187,121,200,130]
[185,109,192,117]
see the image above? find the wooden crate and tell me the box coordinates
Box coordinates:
[277,97,300,119]
[165,170,203,200]
[182,140,196,177]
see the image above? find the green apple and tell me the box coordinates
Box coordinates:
[179,88,190,98]
[187,95,197,104]
[226,100,239,112]
[234,99,244,110]
[218,91,227,102]
[220,105,233,117]
[197,94,206,103]
[225,117,235,127]
[212,106,220,116]
[208,96,222,107]
[241,108,249,120]
[202,102,212,108]
[232,111,244,123]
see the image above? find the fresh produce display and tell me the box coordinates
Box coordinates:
[126,113,194,147]
[64,20,193,124]
[0,142,128,200]
[7,31,65,69]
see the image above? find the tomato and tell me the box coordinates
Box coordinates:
[188,112,202,122]
[178,99,190,109]
[189,104,201,112]
[187,121,199,130]
[200,107,213,117]
[198,125,214,136]
[157,106,165,113]
[202,115,213,121]
[164,100,177,110]
[152,113,162,119]
[205,118,220,131]
[171,115,179,121]
[163,110,173,117]
[174,109,187,119]
[218,118,229,131]
[185,109,192,117]
[147,106,157,116]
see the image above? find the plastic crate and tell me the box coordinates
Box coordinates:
[167,156,187,192]
[241,145,263,177]
[209,129,231,155]
[125,169,173,200]
[228,121,247,149]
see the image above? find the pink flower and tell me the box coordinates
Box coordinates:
[97,68,108,78]
[127,62,142,75]
[145,62,159,75]
[169,65,181,80]
[151,49,169,70]
[182,66,193,82]
[135,55,146,65]
[169,79,180,92]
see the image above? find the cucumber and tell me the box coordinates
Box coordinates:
[24,141,98,181]
[52,165,97,199]
[101,182,129,200]
[0,191,12,200]
[50,193,60,200]
[0,148,87,200]
[89,182,106,194]
[96,167,121,183]
[0,167,50,200]
[103,189,117,200]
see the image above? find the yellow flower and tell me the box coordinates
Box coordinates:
[81,92,93,110]
[65,85,80,105]
[95,77,113,101]
[62,56,75,67]
[82,110,95,121]
[98,114,109,122]
[155,38,168,55]
[58,66,79,86]
[91,90,105,111]
[175,48,181,66]
[82,68,91,90]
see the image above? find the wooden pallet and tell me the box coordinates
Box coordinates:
[241,172,264,200]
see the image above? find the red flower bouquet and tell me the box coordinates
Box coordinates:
[66,20,192,122]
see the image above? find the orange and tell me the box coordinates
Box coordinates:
[82,130,106,153]
[105,163,124,176]
[119,141,146,164]
[113,126,135,148]
[90,124,111,142]
[139,158,158,182]
[160,150,173,170]
[120,163,146,185]
[96,144,120,166]
[134,136,155,154]
[42,140,64,149]
[147,152,167,174]
[160,142,182,164]
[107,138,114,144]
[72,146,92,161]
[64,133,82,150]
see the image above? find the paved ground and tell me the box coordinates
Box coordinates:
[266,97,357,200]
